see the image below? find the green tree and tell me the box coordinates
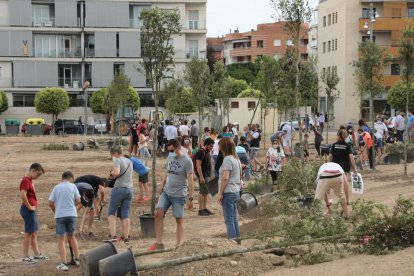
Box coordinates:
[35,87,70,129]
[225,77,250,98]
[321,66,340,143]
[237,88,265,99]
[89,88,111,132]
[397,27,414,176]
[353,40,389,170]
[388,81,414,112]
[212,61,230,127]
[185,57,211,140]
[0,91,8,114]
[163,77,195,115]
[226,63,259,85]
[271,0,312,184]
[140,7,181,215]
[299,56,319,112]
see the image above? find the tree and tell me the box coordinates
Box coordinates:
[226,63,259,85]
[299,56,319,112]
[211,61,230,127]
[353,40,389,170]
[388,81,414,112]
[186,57,211,141]
[140,7,181,215]
[321,66,340,143]
[163,77,195,115]
[35,87,70,129]
[225,77,250,98]
[0,91,8,114]
[237,88,265,99]
[397,28,414,176]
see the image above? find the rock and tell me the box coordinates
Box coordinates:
[207,242,214,247]
[234,272,241,276]
[40,224,48,230]
[230,261,238,266]
[272,255,286,266]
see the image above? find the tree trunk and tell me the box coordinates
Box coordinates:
[150,83,159,216]
[198,106,203,146]
[249,97,262,126]
[404,81,409,176]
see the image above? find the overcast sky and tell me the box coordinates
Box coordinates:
[206,0,319,37]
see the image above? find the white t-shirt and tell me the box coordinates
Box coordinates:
[319,115,325,123]
[232,127,238,136]
[374,121,388,139]
[165,125,178,140]
[317,162,344,178]
[213,138,220,155]
[282,123,294,139]
[266,148,285,171]
[179,125,190,136]
[395,115,405,131]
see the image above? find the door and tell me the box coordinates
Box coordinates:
[64,37,71,57]
[64,67,72,87]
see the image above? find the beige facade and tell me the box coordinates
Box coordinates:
[318,0,362,126]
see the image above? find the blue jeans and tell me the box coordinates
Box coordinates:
[213,155,219,177]
[222,192,240,240]
[56,216,77,236]
[140,147,150,166]
[237,153,251,180]
[156,192,186,218]
[20,205,38,233]
[108,187,133,219]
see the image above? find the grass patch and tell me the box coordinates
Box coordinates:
[42,144,69,150]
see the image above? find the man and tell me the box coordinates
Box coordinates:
[147,139,194,251]
[315,162,349,219]
[270,130,285,144]
[304,114,310,133]
[75,182,95,237]
[190,119,199,149]
[165,120,178,142]
[319,113,325,133]
[248,124,264,173]
[282,122,295,156]
[77,116,83,135]
[358,128,374,170]
[20,163,48,264]
[394,112,405,142]
[74,175,106,220]
[195,138,214,216]
[48,171,81,271]
[179,120,190,136]
[374,116,388,162]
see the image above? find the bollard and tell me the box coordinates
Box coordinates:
[73,142,85,151]
[99,248,137,276]
[79,242,117,276]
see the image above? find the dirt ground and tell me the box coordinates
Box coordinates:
[0,134,414,276]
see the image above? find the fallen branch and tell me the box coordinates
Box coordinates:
[136,232,368,271]
[134,248,174,257]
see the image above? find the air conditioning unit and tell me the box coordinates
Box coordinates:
[73,81,79,88]
[64,83,69,88]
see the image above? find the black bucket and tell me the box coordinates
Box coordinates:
[388,153,401,164]
[237,192,258,215]
[107,140,115,150]
[79,242,117,276]
[99,248,137,276]
[73,142,85,151]
[139,213,156,238]
[297,196,314,208]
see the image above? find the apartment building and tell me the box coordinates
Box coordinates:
[318,0,410,125]
[221,22,309,65]
[0,0,206,126]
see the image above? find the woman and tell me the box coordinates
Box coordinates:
[222,126,233,138]
[129,119,139,156]
[180,135,192,157]
[313,126,323,157]
[266,139,285,185]
[138,127,151,166]
[329,129,358,212]
[201,127,211,146]
[232,123,239,146]
[218,137,241,241]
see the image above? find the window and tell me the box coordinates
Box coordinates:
[362,36,376,42]
[231,101,239,108]
[114,63,125,75]
[333,66,337,75]
[323,42,326,53]
[335,39,338,51]
[332,13,335,24]
[409,8,414,18]
[332,39,335,51]
[273,39,281,47]
[362,8,376,19]
[13,94,35,107]
[116,32,119,57]
[257,40,264,48]
[323,16,326,27]
[188,10,199,29]
[328,14,331,25]
[322,68,326,78]
[327,67,331,75]
[85,34,95,57]
[247,101,256,109]
[188,40,198,58]
[286,40,293,46]
[328,41,331,52]
[391,64,400,75]
[129,5,150,28]
[335,12,338,23]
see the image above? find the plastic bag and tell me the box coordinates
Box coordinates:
[351,173,364,194]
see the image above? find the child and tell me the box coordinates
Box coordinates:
[126,155,150,201]
[192,142,199,155]
[303,133,310,162]
[266,140,285,185]
[238,136,250,154]
[20,163,48,264]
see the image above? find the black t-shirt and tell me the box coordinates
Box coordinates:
[74,175,103,193]
[75,182,94,207]
[195,148,211,178]
[330,141,352,172]
[238,143,250,153]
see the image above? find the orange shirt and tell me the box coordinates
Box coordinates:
[363,133,373,148]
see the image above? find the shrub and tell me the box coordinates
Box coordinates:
[42,143,69,150]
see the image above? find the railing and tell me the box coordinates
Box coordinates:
[34,48,81,58]
[33,17,55,27]
[185,19,206,30]
[85,48,95,57]
[58,78,82,89]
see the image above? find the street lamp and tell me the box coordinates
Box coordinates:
[82,80,90,135]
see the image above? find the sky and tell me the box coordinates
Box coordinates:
[206,0,319,37]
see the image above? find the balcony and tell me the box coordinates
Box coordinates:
[59,78,82,89]
[0,17,9,26]
[359,17,414,32]
[33,17,55,27]
[185,20,206,31]
[383,75,400,87]
[34,48,81,58]
[85,48,95,57]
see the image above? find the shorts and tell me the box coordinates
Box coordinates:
[321,145,331,156]
[20,205,38,233]
[156,192,186,218]
[304,149,309,157]
[199,177,209,195]
[249,148,259,160]
[376,138,383,148]
[56,216,77,236]
[139,172,149,183]
[80,199,95,209]
[315,173,344,201]
[108,187,133,219]
[283,137,291,148]
[269,171,280,183]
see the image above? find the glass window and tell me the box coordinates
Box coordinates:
[247,101,256,109]
[323,16,326,27]
[328,14,331,25]
[286,40,293,46]
[391,64,400,75]
[13,94,35,107]
[323,42,326,53]
[231,101,239,108]
[114,63,125,76]
[257,40,264,48]
[129,5,150,28]
[409,8,414,18]
[188,40,198,58]
[273,39,281,46]
[188,10,199,29]
[328,41,331,52]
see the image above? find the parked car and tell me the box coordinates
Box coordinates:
[94,119,107,133]
[279,116,314,131]
[54,119,81,135]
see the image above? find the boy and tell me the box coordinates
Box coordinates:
[75,182,95,236]
[126,155,150,202]
[20,163,48,264]
[49,171,81,271]
[303,133,310,162]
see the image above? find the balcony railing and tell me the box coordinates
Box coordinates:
[34,48,81,58]
[33,17,55,27]
[85,48,95,57]
[58,78,82,88]
[129,18,143,28]
[186,20,206,30]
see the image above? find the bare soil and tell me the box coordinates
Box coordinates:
[0,134,414,275]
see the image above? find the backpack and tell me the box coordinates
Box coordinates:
[192,148,206,177]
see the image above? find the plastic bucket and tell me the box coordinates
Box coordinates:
[388,153,401,164]
[297,196,314,208]
[99,248,137,276]
[107,140,115,150]
[73,142,85,151]
[139,214,156,238]
[79,242,117,276]
[237,192,258,215]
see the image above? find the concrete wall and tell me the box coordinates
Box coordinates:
[0,62,12,87]
[0,0,9,25]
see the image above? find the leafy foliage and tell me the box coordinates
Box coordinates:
[224,77,250,98]
[108,73,131,115]
[387,81,414,112]
[42,143,69,150]
[35,87,70,124]
[163,77,195,115]
[89,88,109,114]
[321,66,340,115]
[237,88,264,99]
[0,90,8,114]
[212,61,230,127]
[226,62,259,85]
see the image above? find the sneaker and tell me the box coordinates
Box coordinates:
[147,243,165,251]
[88,232,97,237]
[205,209,215,215]
[56,263,69,271]
[143,196,150,201]
[33,253,48,260]
[123,238,130,245]
[22,257,37,264]
[198,210,210,216]
[94,216,101,221]
[102,235,117,242]
[74,258,80,266]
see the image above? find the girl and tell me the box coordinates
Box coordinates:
[138,127,151,166]
[180,135,192,157]
[266,140,285,185]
